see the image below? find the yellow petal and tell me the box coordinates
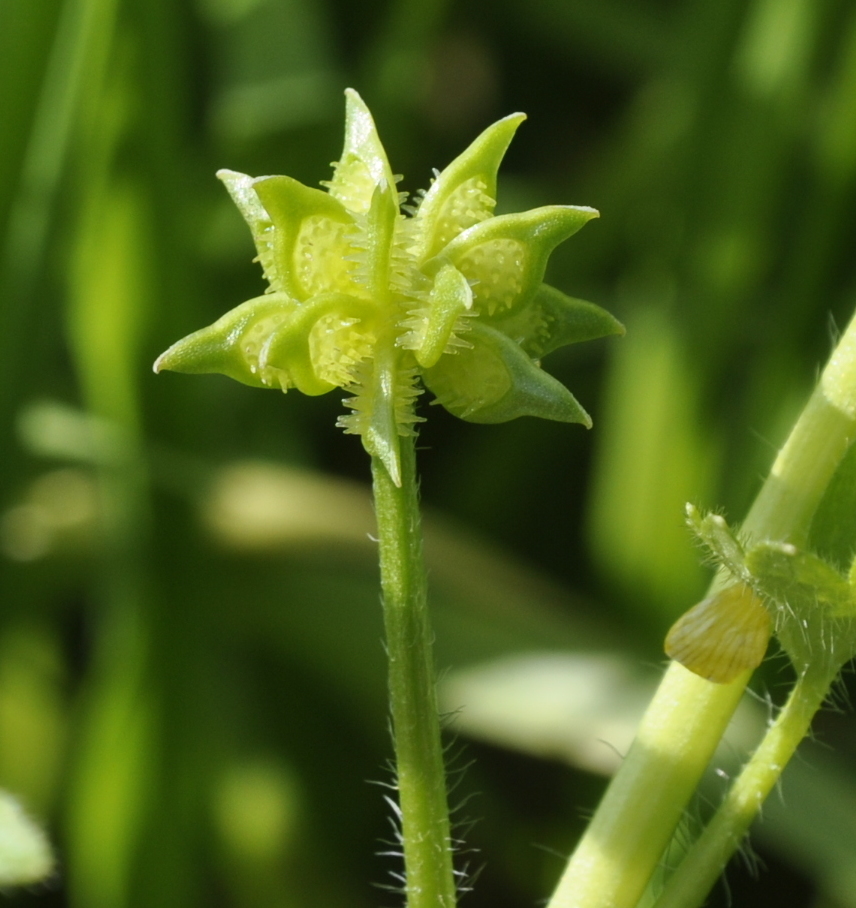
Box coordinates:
[664,583,771,684]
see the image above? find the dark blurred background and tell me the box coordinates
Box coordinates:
[2,0,856,905]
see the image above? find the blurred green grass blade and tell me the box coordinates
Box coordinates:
[67,179,152,431]
[0,628,67,817]
[815,7,856,184]
[0,0,61,237]
[757,743,856,908]
[586,308,717,618]
[66,612,157,908]
[60,27,161,908]
[207,0,340,139]
[500,0,672,74]
[733,0,819,102]
[365,0,452,110]
[0,0,120,436]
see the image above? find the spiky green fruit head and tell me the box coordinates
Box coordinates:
[154,89,622,484]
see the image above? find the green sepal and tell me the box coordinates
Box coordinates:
[252,176,356,300]
[430,205,599,316]
[414,112,526,261]
[423,321,591,425]
[408,265,473,369]
[490,283,625,359]
[217,169,281,292]
[153,293,298,389]
[325,89,397,215]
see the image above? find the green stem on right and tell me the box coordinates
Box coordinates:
[372,438,458,908]
[652,662,836,908]
[547,309,856,908]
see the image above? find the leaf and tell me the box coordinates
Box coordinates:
[441,653,657,776]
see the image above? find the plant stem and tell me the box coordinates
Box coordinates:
[548,663,750,908]
[652,663,836,908]
[547,309,856,908]
[372,439,457,908]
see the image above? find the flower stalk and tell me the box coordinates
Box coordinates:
[155,89,618,907]
[373,439,457,908]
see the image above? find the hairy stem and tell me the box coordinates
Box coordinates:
[652,664,835,908]
[548,663,749,908]
[372,440,457,908]
[547,309,856,908]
